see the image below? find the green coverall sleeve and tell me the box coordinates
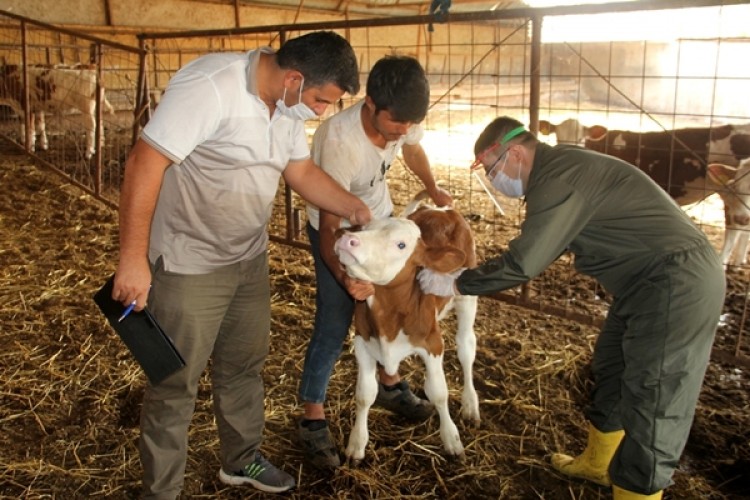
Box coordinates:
[457,178,593,296]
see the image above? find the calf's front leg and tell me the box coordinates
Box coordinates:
[734,231,750,266]
[34,111,48,152]
[423,353,464,457]
[82,111,96,159]
[454,294,480,424]
[346,336,378,462]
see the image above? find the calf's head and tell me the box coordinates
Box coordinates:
[334,217,466,286]
[709,160,750,227]
[539,118,588,146]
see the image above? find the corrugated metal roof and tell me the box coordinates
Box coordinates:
[233,0,524,18]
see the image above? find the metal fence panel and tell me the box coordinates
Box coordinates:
[1,3,747,366]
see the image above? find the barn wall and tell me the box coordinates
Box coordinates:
[546,40,750,121]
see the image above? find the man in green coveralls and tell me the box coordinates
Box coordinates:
[418,116,726,499]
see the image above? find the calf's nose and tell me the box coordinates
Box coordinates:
[340,234,361,247]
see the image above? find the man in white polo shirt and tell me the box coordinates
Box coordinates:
[112,31,370,498]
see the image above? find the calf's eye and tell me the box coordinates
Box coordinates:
[397,241,406,250]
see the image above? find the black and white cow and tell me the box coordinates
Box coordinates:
[539,118,750,265]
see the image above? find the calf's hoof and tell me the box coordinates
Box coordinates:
[460,407,481,426]
[443,436,465,457]
[344,445,366,464]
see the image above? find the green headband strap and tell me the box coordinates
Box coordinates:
[500,125,527,145]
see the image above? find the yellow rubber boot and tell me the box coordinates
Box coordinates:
[613,485,663,499]
[550,423,625,486]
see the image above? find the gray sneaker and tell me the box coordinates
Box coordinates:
[218,451,296,493]
[374,380,435,421]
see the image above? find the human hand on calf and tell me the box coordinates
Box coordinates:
[348,206,372,226]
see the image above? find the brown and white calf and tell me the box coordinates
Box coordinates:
[708,158,750,266]
[539,118,589,146]
[334,205,479,461]
[0,64,114,159]
[539,118,750,265]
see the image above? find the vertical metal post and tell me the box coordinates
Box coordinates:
[103,0,113,26]
[133,38,149,146]
[151,37,160,103]
[93,42,104,196]
[234,0,241,28]
[529,13,542,134]
[278,30,297,245]
[19,21,34,154]
[521,13,543,305]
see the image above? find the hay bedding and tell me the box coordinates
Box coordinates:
[0,148,748,500]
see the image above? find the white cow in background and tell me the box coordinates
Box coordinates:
[538,118,588,146]
[708,158,750,266]
[0,64,114,159]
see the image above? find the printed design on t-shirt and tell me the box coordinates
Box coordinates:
[369,143,400,187]
[370,160,392,187]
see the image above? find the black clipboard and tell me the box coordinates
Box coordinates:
[93,275,185,385]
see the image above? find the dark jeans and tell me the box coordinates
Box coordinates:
[298,223,356,404]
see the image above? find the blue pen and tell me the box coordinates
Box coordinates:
[118,300,137,322]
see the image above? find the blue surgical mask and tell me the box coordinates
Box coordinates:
[488,154,524,198]
[276,78,317,121]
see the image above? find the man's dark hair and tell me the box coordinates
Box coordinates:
[474,116,536,156]
[277,31,360,95]
[366,55,429,123]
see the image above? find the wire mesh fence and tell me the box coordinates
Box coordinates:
[0,12,144,206]
[1,2,748,365]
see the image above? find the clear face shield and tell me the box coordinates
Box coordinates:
[469,126,528,213]
[471,163,507,216]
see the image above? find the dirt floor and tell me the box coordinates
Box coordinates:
[0,148,748,499]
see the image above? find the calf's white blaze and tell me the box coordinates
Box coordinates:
[334,218,420,285]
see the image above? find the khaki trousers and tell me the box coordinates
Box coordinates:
[139,253,270,499]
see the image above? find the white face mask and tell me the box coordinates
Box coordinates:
[276,78,317,121]
[488,154,524,198]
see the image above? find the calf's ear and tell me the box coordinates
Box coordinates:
[538,120,553,135]
[420,246,466,273]
[707,163,737,187]
[586,124,608,141]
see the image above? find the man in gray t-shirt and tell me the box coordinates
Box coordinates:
[112,32,370,498]
[298,56,453,470]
